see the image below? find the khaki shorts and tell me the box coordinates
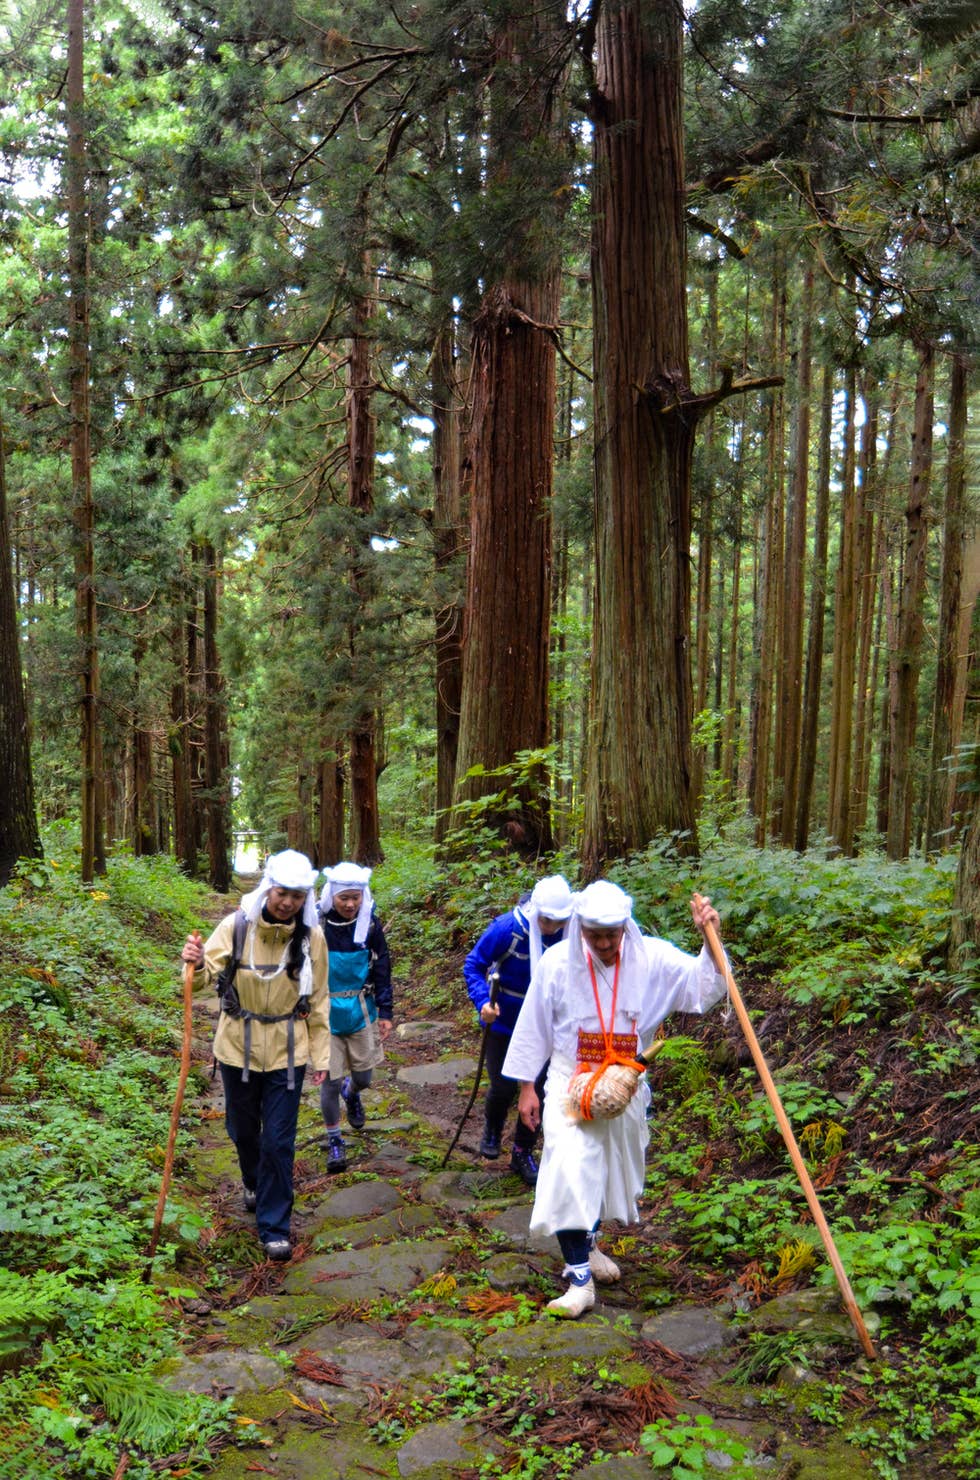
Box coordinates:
[329,1019,384,1078]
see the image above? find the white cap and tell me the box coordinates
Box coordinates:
[319,861,374,945]
[574,880,633,928]
[529,874,574,921]
[240,849,319,927]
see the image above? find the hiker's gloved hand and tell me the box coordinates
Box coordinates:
[181,934,204,968]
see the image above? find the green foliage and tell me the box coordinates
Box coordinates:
[0,838,233,1476]
[730,1329,812,1384]
[639,1413,754,1477]
[669,1176,801,1263]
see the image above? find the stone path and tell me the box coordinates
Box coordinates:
[165,1005,881,1479]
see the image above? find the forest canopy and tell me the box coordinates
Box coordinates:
[0,0,976,899]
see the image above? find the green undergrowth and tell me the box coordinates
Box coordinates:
[0,828,234,1479]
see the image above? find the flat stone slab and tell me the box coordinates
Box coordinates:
[397,1057,477,1087]
[312,1180,405,1221]
[573,1457,655,1480]
[396,1021,456,1042]
[416,1167,532,1213]
[479,1203,554,1254]
[202,1418,395,1480]
[640,1305,734,1357]
[312,1204,437,1251]
[282,1238,455,1302]
[290,1321,473,1390]
[744,1288,879,1345]
[357,1116,418,1133]
[479,1311,634,1365]
[484,1252,547,1293]
[396,1417,496,1476]
[163,1348,285,1396]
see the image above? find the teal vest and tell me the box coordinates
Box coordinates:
[328,946,377,1035]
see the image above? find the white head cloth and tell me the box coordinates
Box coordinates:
[319,862,374,945]
[240,849,319,928]
[525,874,573,969]
[565,880,649,1019]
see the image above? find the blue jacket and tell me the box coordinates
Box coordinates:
[319,908,393,1021]
[463,907,563,1036]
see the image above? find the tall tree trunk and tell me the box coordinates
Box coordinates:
[691,267,718,811]
[202,541,231,891]
[826,345,859,855]
[131,625,157,856]
[749,272,785,843]
[774,265,812,845]
[0,408,43,884]
[795,364,833,849]
[67,0,103,881]
[347,260,384,866]
[849,371,880,840]
[582,0,698,874]
[169,583,195,873]
[431,309,464,844]
[876,521,899,839]
[926,353,970,852]
[317,747,345,866]
[721,527,743,801]
[886,341,934,860]
[949,745,980,971]
[453,6,568,855]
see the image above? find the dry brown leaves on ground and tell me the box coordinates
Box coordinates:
[291,1350,347,1385]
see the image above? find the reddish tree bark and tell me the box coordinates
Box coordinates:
[886,342,934,860]
[67,0,103,880]
[583,0,697,872]
[0,408,42,884]
[452,5,569,854]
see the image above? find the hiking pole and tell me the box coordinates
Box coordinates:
[692,895,877,1361]
[144,932,199,1276]
[442,973,500,1168]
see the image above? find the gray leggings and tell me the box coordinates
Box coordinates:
[320,1067,373,1126]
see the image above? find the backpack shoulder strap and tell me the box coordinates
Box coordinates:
[216,909,248,999]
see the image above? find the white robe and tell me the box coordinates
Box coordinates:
[502,934,726,1234]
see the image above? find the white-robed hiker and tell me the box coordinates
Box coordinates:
[181,849,330,1262]
[503,881,727,1317]
[463,875,573,1185]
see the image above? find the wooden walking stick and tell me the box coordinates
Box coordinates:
[144,933,199,1276]
[692,895,877,1361]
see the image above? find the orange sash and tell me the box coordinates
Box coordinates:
[573,955,645,1119]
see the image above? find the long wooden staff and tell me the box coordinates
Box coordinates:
[693,896,877,1360]
[144,933,199,1276]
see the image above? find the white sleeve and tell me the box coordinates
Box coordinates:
[637,938,727,1044]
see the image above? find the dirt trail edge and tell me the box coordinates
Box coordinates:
[163,987,882,1480]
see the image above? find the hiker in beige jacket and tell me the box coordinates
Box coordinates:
[182,850,330,1261]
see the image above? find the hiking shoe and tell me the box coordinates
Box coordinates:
[545,1278,595,1319]
[326,1136,347,1174]
[262,1238,292,1262]
[479,1127,501,1159]
[508,1147,539,1186]
[342,1077,366,1130]
[588,1245,621,1284]
[242,1185,257,1214]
